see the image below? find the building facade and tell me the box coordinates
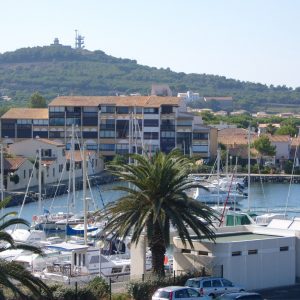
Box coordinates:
[1,96,217,160]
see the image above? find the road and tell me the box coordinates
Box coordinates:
[258,284,300,299]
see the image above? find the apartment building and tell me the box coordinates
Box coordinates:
[1,96,217,160]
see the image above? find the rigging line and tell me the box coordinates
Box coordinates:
[135,117,145,154]
[86,152,107,211]
[74,130,98,211]
[219,164,237,227]
[49,158,68,213]
[15,152,39,230]
[284,142,298,216]
[257,158,266,202]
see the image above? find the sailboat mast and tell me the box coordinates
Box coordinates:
[71,125,76,211]
[247,126,251,211]
[38,148,42,216]
[0,144,3,215]
[83,144,88,245]
[217,148,220,207]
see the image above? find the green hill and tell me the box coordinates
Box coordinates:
[0,44,300,112]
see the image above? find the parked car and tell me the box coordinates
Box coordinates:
[152,286,211,300]
[216,292,263,300]
[185,277,245,298]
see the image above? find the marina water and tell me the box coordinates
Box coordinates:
[3,181,300,223]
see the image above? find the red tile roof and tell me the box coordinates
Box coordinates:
[49,96,180,107]
[4,157,27,171]
[267,134,290,143]
[1,108,48,119]
[36,138,64,147]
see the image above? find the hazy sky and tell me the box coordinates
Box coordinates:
[1,0,300,88]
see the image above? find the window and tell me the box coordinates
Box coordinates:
[192,145,208,153]
[99,144,115,151]
[144,119,159,127]
[83,107,97,112]
[66,118,81,126]
[144,107,158,114]
[177,120,192,126]
[101,106,115,113]
[53,168,55,177]
[49,106,64,112]
[187,288,200,297]
[24,170,26,179]
[193,132,209,140]
[161,131,175,138]
[212,279,222,287]
[116,106,130,114]
[135,107,143,114]
[181,249,191,253]
[41,149,52,157]
[59,164,63,173]
[49,118,65,126]
[100,119,115,130]
[100,130,115,138]
[90,256,99,264]
[222,279,233,287]
[280,246,289,251]
[86,144,98,150]
[248,249,258,255]
[186,279,200,288]
[175,289,188,298]
[202,280,212,288]
[33,119,48,125]
[111,267,123,274]
[82,131,98,138]
[198,250,209,256]
[144,132,159,140]
[17,119,32,125]
[232,251,242,256]
[161,105,174,114]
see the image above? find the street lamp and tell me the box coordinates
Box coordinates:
[230,156,233,173]
[96,239,105,277]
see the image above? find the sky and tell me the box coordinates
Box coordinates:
[1,0,300,88]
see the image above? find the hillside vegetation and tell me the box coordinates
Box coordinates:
[0,44,300,112]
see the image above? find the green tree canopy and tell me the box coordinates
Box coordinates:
[98,150,218,277]
[29,92,47,108]
[275,125,297,137]
[252,135,276,157]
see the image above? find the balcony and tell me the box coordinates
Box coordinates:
[160,125,175,131]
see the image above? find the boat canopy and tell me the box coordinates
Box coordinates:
[46,242,89,251]
[226,213,253,226]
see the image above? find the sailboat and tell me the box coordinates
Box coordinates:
[194,149,247,205]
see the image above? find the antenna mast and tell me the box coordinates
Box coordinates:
[75,29,85,49]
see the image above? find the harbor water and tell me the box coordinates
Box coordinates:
[3,181,300,223]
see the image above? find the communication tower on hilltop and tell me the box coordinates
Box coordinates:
[75,30,85,49]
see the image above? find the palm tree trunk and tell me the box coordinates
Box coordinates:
[149,222,166,277]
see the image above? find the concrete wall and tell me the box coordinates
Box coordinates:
[173,226,296,291]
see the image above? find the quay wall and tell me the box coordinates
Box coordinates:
[5,171,117,208]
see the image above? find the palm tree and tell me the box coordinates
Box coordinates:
[0,198,51,299]
[100,150,218,277]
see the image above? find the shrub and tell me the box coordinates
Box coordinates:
[112,293,131,300]
[127,271,204,300]
[86,276,109,299]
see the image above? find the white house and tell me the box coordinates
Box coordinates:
[7,138,103,188]
[268,135,291,160]
[172,225,296,291]
[4,157,37,191]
